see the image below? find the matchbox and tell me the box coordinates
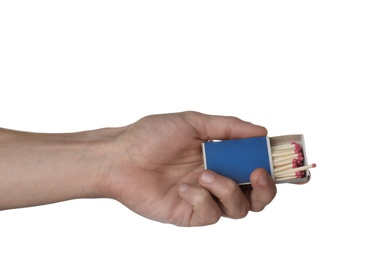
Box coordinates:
[202,135,314,185]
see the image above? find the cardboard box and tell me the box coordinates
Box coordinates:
[202,134,311,185]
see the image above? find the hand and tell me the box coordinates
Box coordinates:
[102,111,277,226]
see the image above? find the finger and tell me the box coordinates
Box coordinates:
[249,168,277,212]
[199,170,250,219]
[178,183,221,226]
[191,112,267,140]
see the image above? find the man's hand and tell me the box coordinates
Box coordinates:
[101,111,277,226]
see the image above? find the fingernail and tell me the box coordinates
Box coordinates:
[258,170,269,186]
[201,171,215,184]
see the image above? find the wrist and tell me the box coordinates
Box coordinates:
[79,126,128,199]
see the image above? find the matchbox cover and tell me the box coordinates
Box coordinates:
[202,135,312,185]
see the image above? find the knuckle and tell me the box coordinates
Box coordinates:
[260,184,278,203]
[250,186,277,212]
[220,180,251,219]
[252,190,277,212]
[251,204,266,212]
[233,202,250,219]
[208,212,222,225]
[265,186,277,203]
[192,189,222,226]
[194,188,210,204]
[231,206,250,219]
[222,179,238,198]
[194,207,221,226]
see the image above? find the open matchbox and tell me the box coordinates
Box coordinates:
[202,135,311,185]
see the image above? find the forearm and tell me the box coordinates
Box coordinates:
[0,127,122,210]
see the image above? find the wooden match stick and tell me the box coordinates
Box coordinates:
[275,171,304,179]
[275,164,316,176]
[274,162,298,173]
[271,142,300,151]
[273,153,303,163]
[275,170,304,178]
[272,148,301,157]
[275,174,306,181]
[273,158,296,167]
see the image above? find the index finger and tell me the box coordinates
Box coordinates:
[192,112,268,140]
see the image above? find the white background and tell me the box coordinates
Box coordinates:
[1,1,389,259]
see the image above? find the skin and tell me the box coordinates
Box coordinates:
[0,111,277,227]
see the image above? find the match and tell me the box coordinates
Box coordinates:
[271,141,316,181]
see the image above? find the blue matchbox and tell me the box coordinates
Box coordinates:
[202,135,311,185]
